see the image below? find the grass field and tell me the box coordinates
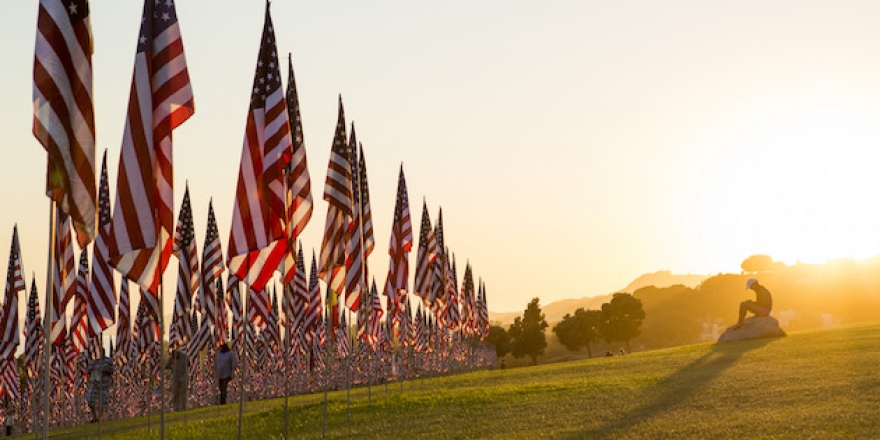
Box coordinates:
[38,322,880,439]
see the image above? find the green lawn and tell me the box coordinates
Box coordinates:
[39,322,880,438]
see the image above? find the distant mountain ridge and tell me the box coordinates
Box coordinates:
[489,270,708,326]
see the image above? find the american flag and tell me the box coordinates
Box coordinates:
[413,201,438,307]
[227,275,242,353]
[0,227,23,401]
[443,252,460,332]
[0,226,24,360]
[383,165,413,331]
[399,298,412,348]
[249,286,271,330]
[286,244,308,349]
[478,280,490,340]
[432,208,446,306]
[460,263,477,336]
[357,145,375,259]
[365,280,384,346]
[51,207,75,346]
[24,280,42,379]
[227,4,291,292]
[216,277,228,345]
[88,151,116,336]
[303,252,322,347]
[114,279,132,368]
[69,248,89,353]
[344,125,364,312]
[335,313,349,359]
[201,200,224,308]
[33,0,97,247]
[106,0,194,316]
[280,56,313,284]
[319,97,353,328]
[171,185,198,349]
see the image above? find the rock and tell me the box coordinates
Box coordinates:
[717,316,786,343]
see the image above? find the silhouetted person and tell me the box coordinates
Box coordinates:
[736,278,773,327]
[215,343,237,405]
[165,347,190,411]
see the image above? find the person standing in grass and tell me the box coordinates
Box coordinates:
[736,278,773,327]
[215,343,238,405]
[86,351,114,422]
[165,347,190,411]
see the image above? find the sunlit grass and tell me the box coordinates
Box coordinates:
[41,322,880,438]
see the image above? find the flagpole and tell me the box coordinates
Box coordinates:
[159,279,166,439]
[238,256,249,440]
[41,201,56,440]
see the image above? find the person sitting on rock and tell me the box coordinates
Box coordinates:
[735,278,773,328]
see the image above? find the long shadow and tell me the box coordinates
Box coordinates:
[568,338,777,439]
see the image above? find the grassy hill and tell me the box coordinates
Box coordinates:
[45,322,880,438]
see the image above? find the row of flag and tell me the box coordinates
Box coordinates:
[20,0,493,434]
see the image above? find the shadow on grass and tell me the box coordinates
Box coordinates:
[569,337,779,439]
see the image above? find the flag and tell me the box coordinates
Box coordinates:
[249,287,271,330]
[227,3,291,292]
[286,244,308,349]
[413,200,438,305]
[357,144,375,259]
[33,0,97,247]
[344,125,364,311]
[279,56,313,284]
[432,208,447,307]
[478,280,489,340]
[88,150,116,336]
[171,185,198,349]
[0,226,24,360]
[201,200,224,305]
[383,165,413,330]
[227,275,242,352]
[24,280,42,378]
[69,248,88,353]
[216,277,228,345]
[106,0,195,312]
[303,251,321,347]
[51,207,75,346]
[443,252,460,332]
[460,263,476,335]
[114,278,132,368]
[318,97,353,327]
[366,280,383,346]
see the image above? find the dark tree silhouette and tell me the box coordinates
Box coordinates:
[599,293,645,352]
[486,324,512,359]
[552,308,602,358]
[509,297,548,365]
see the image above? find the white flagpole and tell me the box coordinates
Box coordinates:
[238,257,249,440]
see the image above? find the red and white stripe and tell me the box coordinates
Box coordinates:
[382,165,413,331]
[413,200,438,305]
[69,248,89,353]
[88,151,116,336]
[114,278,132,368]
[33,0,97,247]
[279,57,313,284]
[200,200,223,307]
[0,226,24,360]
[319,98,353,325]
[24,281,42,378]
[171,186,198,348]
[303,252,322,347]
[51,208,75,346]
[344,126,364,311]
[106,0,194,310]
[227,5,291,292]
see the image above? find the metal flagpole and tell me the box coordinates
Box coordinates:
[41,201,56,440]
[238,255,249,440]
[159,280,166,439]
[283,283,290,440]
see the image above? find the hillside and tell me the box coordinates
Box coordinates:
[490,270,707,326]
[48,323,880,438]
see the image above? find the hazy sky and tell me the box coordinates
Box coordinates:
[3,1,880,327]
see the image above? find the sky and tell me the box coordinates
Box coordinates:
[2,0,880,338]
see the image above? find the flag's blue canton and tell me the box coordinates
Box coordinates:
[138,0,180,52]
[252,17,281,108]
[66,0,89,22]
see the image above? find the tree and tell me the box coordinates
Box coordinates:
[486,324,512,359]
[741,254,775,273]
[553,308,602,358]
[508,297,548,365]
[599,293,645,352]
